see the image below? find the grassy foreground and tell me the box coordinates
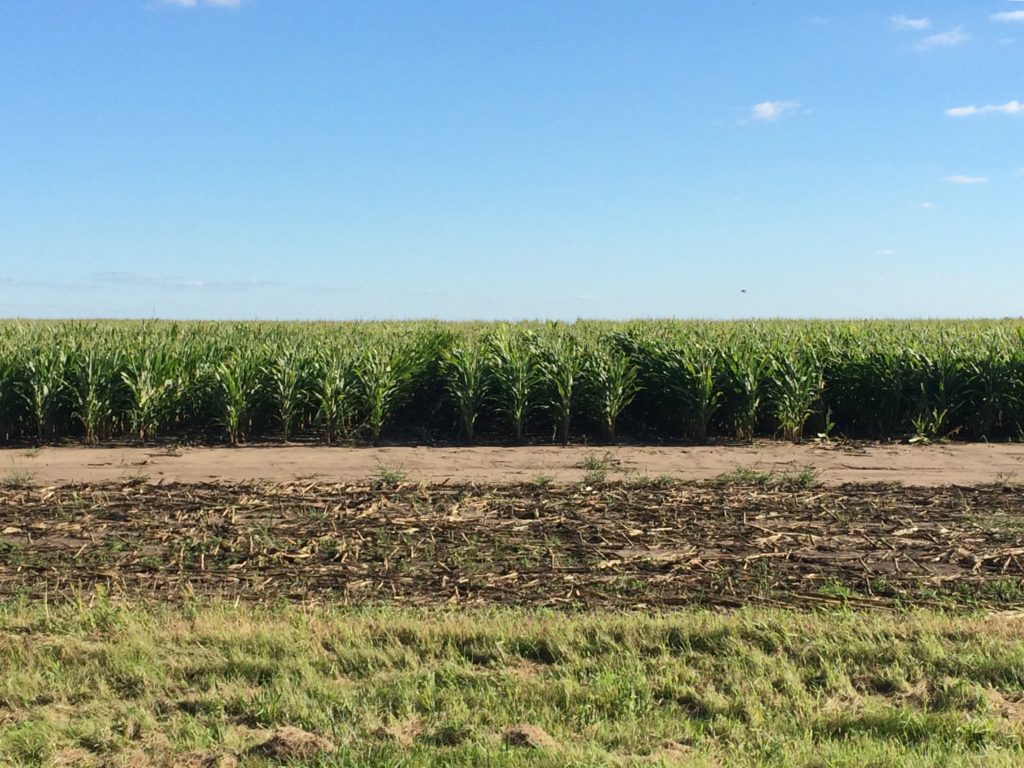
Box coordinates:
[1,602,1024,766]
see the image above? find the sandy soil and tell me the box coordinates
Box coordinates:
[2,441,1023,487]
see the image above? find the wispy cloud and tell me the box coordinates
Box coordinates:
[742,100,801,123]
[93,272,274,291]
[890,15,931,31]
[916,26,970,49]
[991,10,1024,21]
[874,249,896,256]
[916,202,936,209]
[0,276,71,289]
[945,100,1023,117]
[95,271,199,288]
[945,175,989,185]
[161,0,245,8]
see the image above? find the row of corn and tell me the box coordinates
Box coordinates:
[0,319,1022,445]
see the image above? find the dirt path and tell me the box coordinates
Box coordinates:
[2,442,1024,487]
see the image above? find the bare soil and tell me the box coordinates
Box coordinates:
[2,441,1024,487]
[2,480,1022,609]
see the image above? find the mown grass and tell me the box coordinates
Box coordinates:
[2,601,1024,766]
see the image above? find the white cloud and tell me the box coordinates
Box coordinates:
[991,10,1024,21]
[748,100,801,121]
[945,175,989,184]
[890,15,931,30]
[874,249,896,256]
[917,202,936,209]
[945,100,1023,117]
[162,0,244,7]
[916,27,970,49]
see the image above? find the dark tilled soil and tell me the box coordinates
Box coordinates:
[2,481,1023,608]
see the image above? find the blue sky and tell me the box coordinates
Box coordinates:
[1,1,1021,320]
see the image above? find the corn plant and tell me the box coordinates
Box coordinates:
[69,345,122,445]
[441,341,488,442]
[355,339,421,444]
[862,347,919,437]
[214,355,262,445]
[771,350,823,443]
[487,326,541,442]
[0,319,1023,445]
[909,347,960,444]
[312,350,355,444]
[910,406,949,444]
[21,345,67,442]
[684,349,723,442]
[722,343,767,441]
[586,345,638,442]
[0,344,18,441]
[961,340,1017,439]
[636,338,722,441]
[539,331,586,444]
[122,350,184,443]
[265,349,305,442]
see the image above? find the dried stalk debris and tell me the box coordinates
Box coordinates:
[1,481,1022,608]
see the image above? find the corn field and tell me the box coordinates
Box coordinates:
[0,319,1022,445]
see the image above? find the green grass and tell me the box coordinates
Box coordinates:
[578,452,614,484]
[372,462,408,487]
[578,451,613,473]
[0,469,35,489]
[712,465,821,490]
[2,601,1024,766]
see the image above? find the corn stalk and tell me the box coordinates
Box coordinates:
[355,339,421,445]
[69,345,122,445]
[722,343,768,441]
[214,356,261,446]
[487,327,541,442]
[771,350,823,443]
[312,351,355,445]
[122,350,184,444]
[441,341,488,442]
[21,345,67,443]
[586,345,638,443]
[265,349,305,442]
